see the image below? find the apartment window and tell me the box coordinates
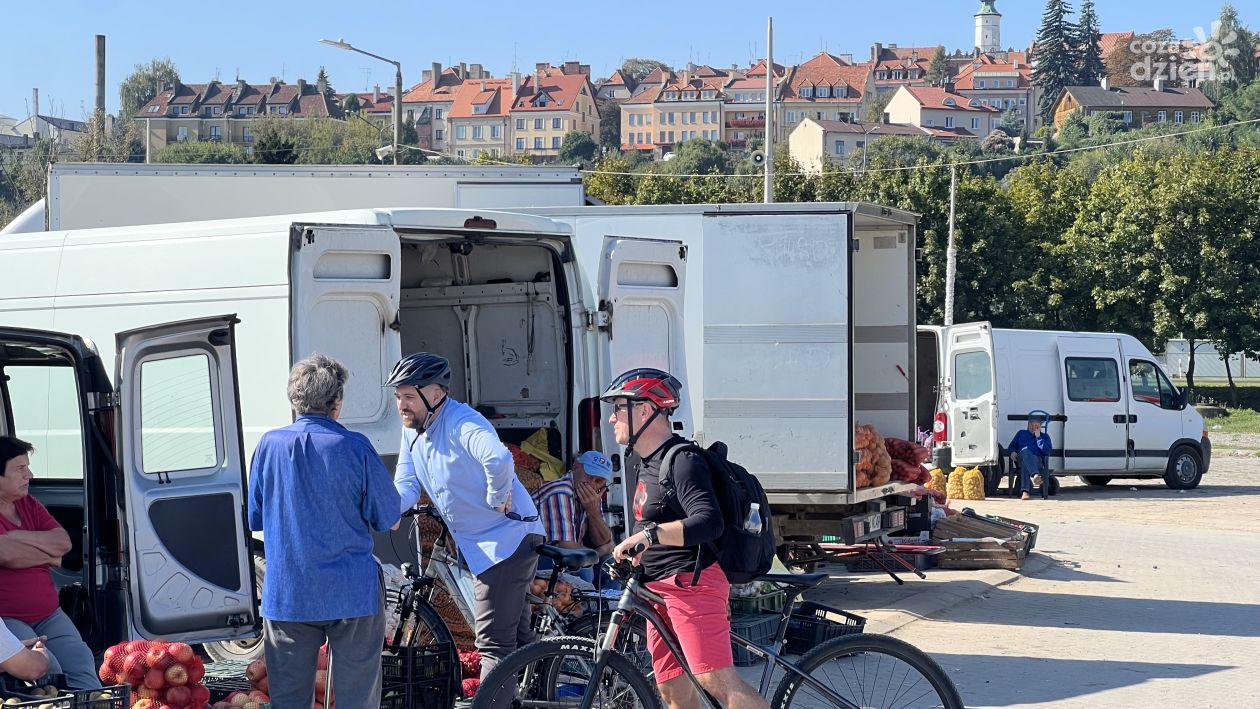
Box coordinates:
[856,140,865,149]
[1190,111,1201,123]
[659,130,665,142]
[516,137,525,150]
[668,112,675,124]
[817,85,830,98]
[787,111,795,122]
[242,126,253,143]
[893,71,903,80]
[681,112,689,125]
[176,126,188,142]
[209,126,221,140]
[249,106,256,114]
[435,109,443,119]
[1157,110,1167,122]
[435,129,444,140]
[457,150,465,158]
[926,118,935,126]
[553,117,562,129]
[535,118,543,130]
[456,125,467,139]
[148,105,160,113]
[1019,98,1027,105]
[571,119,576,130]
[970,117,981,130]
[517,118,526,129]
[180,105,189,114]
[668,131,674,142]
[689,130,696,140]
[534,137,543,149]
[1174,111,1183,124]
[991,118,1000,129]
[801,86,813,98]
[277,105,288,115]
[689,111,697,123]
[834,139,845,154]
[491,125,501,138]
[945,116,955,128]
[552,136,561,149]
[646,114,652,124]
[238,106,248,116]
[473,126,483,139]
[407,110,414,121]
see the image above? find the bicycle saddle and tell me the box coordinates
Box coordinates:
[756,572,829,589]
[537,544,598,571]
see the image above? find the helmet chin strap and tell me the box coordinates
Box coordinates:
[624,400,664,456]
[407,387,446,448]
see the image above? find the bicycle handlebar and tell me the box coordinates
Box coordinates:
[402,504,439,519]
[605,542,646,581]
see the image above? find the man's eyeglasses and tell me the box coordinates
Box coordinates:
[613,402,645,415]
[505,510,540,522]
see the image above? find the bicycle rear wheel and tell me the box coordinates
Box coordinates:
[771,633,963,709]
[471,636,660,709]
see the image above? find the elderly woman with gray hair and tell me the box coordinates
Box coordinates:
[247,354,401,708]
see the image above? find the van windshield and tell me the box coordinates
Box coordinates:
[953,350,993,400]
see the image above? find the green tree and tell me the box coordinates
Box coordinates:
[863,90,893,123]
[925,47,951,86]
[557,131,597,164]
[1006,159,1092,328]
[584,153,642,204]
[1055,110,1089,146]
[341,93,361,114]
[152,140,249,164]
[1031,0,1082,121]
[1104,29,1182,87]
[0,139,54,226]
[665,139,731,176]
[998,109,1026,137]
[317,67,337,102]
[620,58,671,82]
[1075,0,1105,84]
[597,99,621,149]
[634,170,688,204]
[119,58,180,119]
[1215,4,1258,90]
[252,116,299,164]
[980,130,1015,153]
[76,111,140,162]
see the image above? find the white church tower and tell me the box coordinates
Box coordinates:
[975,0,1001,54]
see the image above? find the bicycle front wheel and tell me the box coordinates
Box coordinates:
[471,636,660,709]
[771,633,963,709]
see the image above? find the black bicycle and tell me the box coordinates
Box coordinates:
[471,553,964,709]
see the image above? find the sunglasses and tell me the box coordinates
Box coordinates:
[613,402,646,415]
[505,510,540,522]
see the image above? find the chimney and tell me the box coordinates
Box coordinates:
[579,64,590,76]
[373,84,381,103]
[871,42,883,64]
[535,62,548,72]
[1012,59,1020,69]
[512,71,521,96]
[1153,77,1165,92]
[460,62,468,79]
[31,88,39,138]
[943,81,955,94]
[1100,76,1109,91]
[297,78,307,94]
[471,63,483,78]
[95,34,106,115]
[422,69,432,82]
[889,43,897,50]
[432,62,442,84]
[480,81,487,92]
[564,61,580,75]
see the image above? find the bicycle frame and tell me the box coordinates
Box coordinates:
[580,575,860,709]
[408,509,479,625]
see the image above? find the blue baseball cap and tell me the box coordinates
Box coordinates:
[574,451,613,482]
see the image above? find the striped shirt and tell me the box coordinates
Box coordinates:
[533,474,586,544]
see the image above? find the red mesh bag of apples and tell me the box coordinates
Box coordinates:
[97,639,212,708]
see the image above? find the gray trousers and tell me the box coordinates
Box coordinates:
[4,610,100,690]
[473,533,543,703]
[263,611,384,709]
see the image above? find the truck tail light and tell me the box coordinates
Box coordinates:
[933,412,948,444]
[578,397,601,453]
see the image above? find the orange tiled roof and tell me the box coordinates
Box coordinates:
[623,85,664,105]
[402,68,464,103]
[602,69,631,87]
[783,52,869,103]
[746,59,787,78]
[511,71,594,113]
[448,78,514,119]
[135,80,338,119]
[1099,32,1135,60]
[902,86,1000,111]
[640,67,672,85]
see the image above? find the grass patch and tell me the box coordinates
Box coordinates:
[1206,407,1260,435]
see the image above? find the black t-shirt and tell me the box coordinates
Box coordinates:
[631,435,723,582]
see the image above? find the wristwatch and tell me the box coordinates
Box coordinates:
[642,522,660,547]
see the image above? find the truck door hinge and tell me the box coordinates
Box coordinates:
[226,613,250,629]
[586,302,612,331]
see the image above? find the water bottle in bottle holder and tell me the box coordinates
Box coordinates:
[743,503,763,534]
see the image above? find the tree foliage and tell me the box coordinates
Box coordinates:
[926,47,951,86]
[1104,29,1184,88]
[863,90,893,123]
[1215,4,1258,90]
[1075,0,1105,84]
[597,99,621,149]
[620,58,671,82]
[120,58,180,119]
[557,131,597,164]
[1031,0,1081,121]
[665,139,731,176]
[152,140,250,164]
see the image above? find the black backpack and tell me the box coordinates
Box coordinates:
[661,440,776,584]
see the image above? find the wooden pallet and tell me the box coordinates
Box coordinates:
[932,514,1032,570]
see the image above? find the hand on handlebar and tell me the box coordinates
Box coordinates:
[612,534,649,564]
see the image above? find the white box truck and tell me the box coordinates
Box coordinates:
[1,200,921,659]
[918,322,1211,492]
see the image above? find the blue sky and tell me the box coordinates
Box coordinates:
[1,0,1255,121]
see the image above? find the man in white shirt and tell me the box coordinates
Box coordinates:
[0,624,49,681]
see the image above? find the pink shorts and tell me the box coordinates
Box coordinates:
[643,564,733,683]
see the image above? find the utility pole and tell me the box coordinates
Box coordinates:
[763,17,774,203]
[944,164,958,325]
[96,34,106,161]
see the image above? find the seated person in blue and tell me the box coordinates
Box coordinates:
[1009,417,1052,500]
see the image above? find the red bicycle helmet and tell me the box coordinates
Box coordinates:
[600,367,682,411]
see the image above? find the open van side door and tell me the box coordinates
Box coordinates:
[596,237,688,507]
[943,322,998,466]
[115,315,259,642]
[290,225,401,451]
[700,212,854,493]
[1058,336,1129,472]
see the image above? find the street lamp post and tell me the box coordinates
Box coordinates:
[860,124,880,174]
[320,37,402,165]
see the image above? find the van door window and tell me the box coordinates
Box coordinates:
[4,365,85,480]
[953,350,992,400]
[1129,360,1180,410]
[140,354,219,474]
[1065,357,1120,402]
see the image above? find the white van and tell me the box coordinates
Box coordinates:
[2,202,921,657]
[918,322,1211,491]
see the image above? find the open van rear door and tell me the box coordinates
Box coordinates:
[944,322,998,466]
[115,315,258,642]
[596,236,688,500]
[699,212,853,493]
[290,225,401,450]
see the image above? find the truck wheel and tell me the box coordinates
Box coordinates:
[1163,446,1203,490]
[202,554,266,663]
[982,465,1002,496]
[1047,476,1060,496]
[1080,476,1112,487]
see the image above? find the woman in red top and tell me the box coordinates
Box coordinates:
[0,437,99,689]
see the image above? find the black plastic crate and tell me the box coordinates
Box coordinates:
[205,675,252,703]
[784,602,865,655]
[70,684,130,709]
[381,642,455,685]
[0,675,71,707]
[380,680,451,709]
[844,550,940,573]
[729,613,779,667]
